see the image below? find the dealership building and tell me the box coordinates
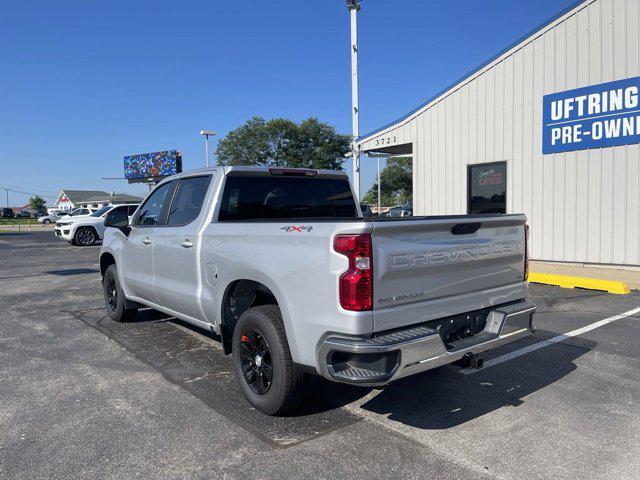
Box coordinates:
[358,0,639,267]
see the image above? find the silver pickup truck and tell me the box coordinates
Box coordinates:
[100,166,535,414]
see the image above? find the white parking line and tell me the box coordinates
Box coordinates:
[462,306,640,375]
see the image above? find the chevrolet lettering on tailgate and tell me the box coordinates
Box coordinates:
[390,241,521,268]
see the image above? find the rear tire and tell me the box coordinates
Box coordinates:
[43,219,51,225]
[75,227,97,246]
[103,264,137,322]
[232,305,305,415]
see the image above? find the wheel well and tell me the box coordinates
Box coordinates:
[221,280,278,354]
[100,253,116,278]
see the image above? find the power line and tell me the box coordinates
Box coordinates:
[0,185,59,199]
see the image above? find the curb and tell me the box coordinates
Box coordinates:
[528,272,630,295]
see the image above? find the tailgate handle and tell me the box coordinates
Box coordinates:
[451,223,481,235]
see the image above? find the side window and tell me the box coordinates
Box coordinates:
[134,182,174,226]
[111,206,129,215]
[167,176,211,226]
[127,205,138,216]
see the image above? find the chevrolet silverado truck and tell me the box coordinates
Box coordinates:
[99,166,535,414]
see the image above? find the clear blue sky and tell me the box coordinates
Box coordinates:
[0,0,578,207]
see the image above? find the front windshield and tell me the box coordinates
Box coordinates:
[91,206,112,217]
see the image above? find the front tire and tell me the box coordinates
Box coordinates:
[232,305,305,415]
[75,227,97,246]
[103,264,137,322]
[43,219,51,225]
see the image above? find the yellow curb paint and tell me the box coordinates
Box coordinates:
[528,272,630,295]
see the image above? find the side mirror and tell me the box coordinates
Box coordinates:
[105,210,129,228]
[104,210,131,236]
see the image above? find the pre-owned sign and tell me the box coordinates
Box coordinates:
[543,76,640,154]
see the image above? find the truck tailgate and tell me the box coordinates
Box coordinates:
[371,215,527,332]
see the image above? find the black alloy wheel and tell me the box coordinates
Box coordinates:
[105,275,118,313]
[238,329,273,395]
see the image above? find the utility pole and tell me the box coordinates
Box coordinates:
[3,188,8,208]
[347,0,361,200]
[200,130,216,168]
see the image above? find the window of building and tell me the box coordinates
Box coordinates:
[467,162,507,214]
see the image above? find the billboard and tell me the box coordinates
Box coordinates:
[123,150,182,183]
[543,76,640,154]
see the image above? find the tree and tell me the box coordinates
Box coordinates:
[216,116,351,170]
[362,157,412,207]
[28,195,46,210]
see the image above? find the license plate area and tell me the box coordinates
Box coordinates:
[431,309,491,349]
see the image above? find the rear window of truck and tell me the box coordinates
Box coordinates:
[218,175,358,221]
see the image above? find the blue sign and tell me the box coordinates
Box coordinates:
[543,76,640,154]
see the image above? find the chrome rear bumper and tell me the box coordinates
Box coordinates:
[317,300,536,386]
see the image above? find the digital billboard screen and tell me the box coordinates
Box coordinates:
[123,150,182,183]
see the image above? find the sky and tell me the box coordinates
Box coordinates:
[0,0,579,207]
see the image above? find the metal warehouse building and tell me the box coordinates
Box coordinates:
[358,0,640,267]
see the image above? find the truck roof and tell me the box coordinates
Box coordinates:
[162,166,349,182]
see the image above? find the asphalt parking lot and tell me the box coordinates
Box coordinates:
[2,231,640,480]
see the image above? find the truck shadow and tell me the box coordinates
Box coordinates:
[351,331,594,429]
[110,309,593,431]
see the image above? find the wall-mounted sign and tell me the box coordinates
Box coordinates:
[543,76,640,154]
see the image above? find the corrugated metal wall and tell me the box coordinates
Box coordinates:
[360,0,640,266]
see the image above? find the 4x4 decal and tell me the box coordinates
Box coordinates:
[281,225,314,233]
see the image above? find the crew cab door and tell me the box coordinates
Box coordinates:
[122,181,176,303]
[152,175,213,321]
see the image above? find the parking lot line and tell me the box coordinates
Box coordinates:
[462,306,640,375]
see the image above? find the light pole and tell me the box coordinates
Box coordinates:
[347,0,361,200]
[200,130,216,168]
[3,188,8,208]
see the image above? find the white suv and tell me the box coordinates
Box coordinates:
[55,204,139,246]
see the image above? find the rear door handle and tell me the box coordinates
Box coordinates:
[142,237,152,245]
[180,239,194,248]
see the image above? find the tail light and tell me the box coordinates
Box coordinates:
[524,224,530,281]
[333,234,373,311]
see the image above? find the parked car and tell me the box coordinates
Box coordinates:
[99,166,535,415]
[16,210,33,218]
[55,204,139,246]
[360,204,373,218]
[1,208,15,218]
[387,201,413,218]
[67,207,96,217]
[38,211,64,224]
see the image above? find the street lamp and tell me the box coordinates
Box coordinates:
[347,0,361,200]
[200,130,216,168]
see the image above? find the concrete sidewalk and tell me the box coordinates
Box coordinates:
[0,224,54,231]
[531,261,640,290]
